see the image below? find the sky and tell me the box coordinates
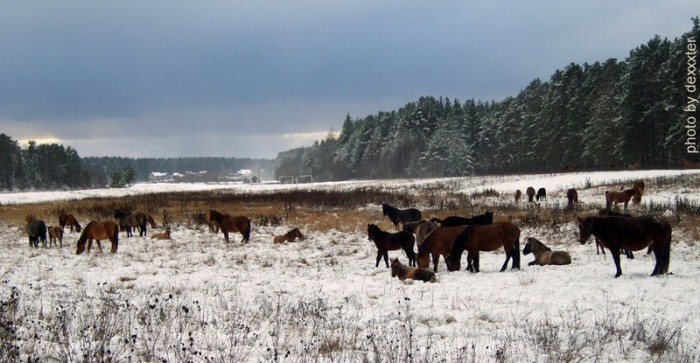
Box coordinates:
[0,1,697,159]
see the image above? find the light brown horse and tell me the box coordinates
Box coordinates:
[402,219,438,247]
[605,188,641,211]
[145,213,158,228]
[566,188,578,209]
[273,228,305,243]
[523,237,571,266]
[48,225,64,248]
[526,187,535,202]
[514,189,522,203]
[150,228,171,240]
[76,220,120,254]
[447,222,521,273]
[59,212,82,233]
[208,209,251,243]
[578,215,671,278]
[390,258,437,283]
[417,225,468,272]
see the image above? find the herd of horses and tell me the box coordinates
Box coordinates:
[20,180,670,279]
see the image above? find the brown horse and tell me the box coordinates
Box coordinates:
[145,213,158,228]
[59,212,82,233]
[150,228,171,240]
[632,181,645,205]
[526,187,536,202]
[577,215,671,278]
[402,219,438,247]
[514,189,522,203]
[605,188,640,211]
[119,211,149,237]
[417,225,468,272]
[367,224,416,268]
[208,209,251,243]
[76,220,120,254]
[566,188,578,209]
[273,228,305,243]
[523,237,571,266]
[390,258,437,283]
[26,219,47,248]
[447,222,521,273]
[48,225,64,248]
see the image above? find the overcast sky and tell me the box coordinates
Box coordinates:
[1,1,696,159]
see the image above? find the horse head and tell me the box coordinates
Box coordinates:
[577,217,593,245]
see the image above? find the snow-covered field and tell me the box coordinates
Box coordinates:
[1,170,700,362]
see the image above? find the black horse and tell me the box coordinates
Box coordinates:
[367,224,416,267]
[430,211,493,227]
[536,188,547,201]
[382,204,421,229]
[27,219,48,248]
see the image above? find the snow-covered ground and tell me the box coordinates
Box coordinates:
[1,170,699,362]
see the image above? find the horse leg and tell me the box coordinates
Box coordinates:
[466,251,474,272]
[96,240,104,253]
[375,251,382,268]
[500,249,512,272]
[431,252,439,273]
[610,248,623,278]
[383,251,389,268]
[223,230,230,243]
[473,252,480,273]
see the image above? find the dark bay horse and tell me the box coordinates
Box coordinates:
[526,187,536,202]
[430,211,493,227]
[536,188,547,201]
[115,210,148,237]
[382,204,421,229]
[208,209,251,243]
[59,212,82,233]
[566,188,578,209]
[273,228,305,243]
[447,222,521,273]
[417,225,468,272]
[577,215,671,278]
[514,189,522,203]
[367,224,416,268]
[27,219,48,248]
[605,188,641,211]
[76,220,120,254]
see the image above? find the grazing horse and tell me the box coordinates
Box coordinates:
[117,211,148,237]
[367,224,416,268]
[632,181,645,205]
[150,228,171,240]
[536,188,547,201]
[145,213,158,228]
[596,209,635,259]
[514,189,522,203]
[430,212,493,227]
[382,204,422,229]
[390,258,437,283]
[48,225,64,248]
[447,222,521,273]
[59,212,82,233]
[208,209,251,243]
[605,188,640,211]
[76,220,120,254]
[402,219,438,247]
[273,228,305,243]
[417,225,468,272]
[526,187,536,202]
[566,188,578,209]
[577,215,671,278]
[26,219,48,248]
[523,237,571,266]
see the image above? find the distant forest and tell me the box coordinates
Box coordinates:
[274,19,700,181]
[2,20,698,191]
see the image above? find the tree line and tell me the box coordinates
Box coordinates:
[272,19,700,181]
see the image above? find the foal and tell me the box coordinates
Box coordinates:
[523,237,571,266]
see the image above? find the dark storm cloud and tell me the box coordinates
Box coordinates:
[0,0,697,157]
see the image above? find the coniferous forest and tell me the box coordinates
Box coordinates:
[1,20,698,190]
[273,20,700,181]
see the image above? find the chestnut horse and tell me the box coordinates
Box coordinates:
[208,209,251,243]
[605,188,641,211]
[447,222,521,273]
[48,225,64,248]
[382,204,422,229]
[273,228,305,243]
[59,212,82,233]
[577,215,671,278]
[402,219,438,247]
[417,225,468,272]
[390,258,437,283]
[367,224,416,268]
[76,220,120,254]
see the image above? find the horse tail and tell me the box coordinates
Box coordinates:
[512,235,521,269]
[243,218,251,243]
